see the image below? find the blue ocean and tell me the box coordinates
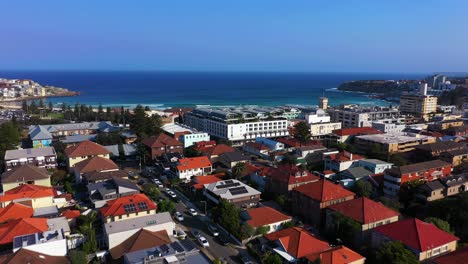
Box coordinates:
[0,71,425,108]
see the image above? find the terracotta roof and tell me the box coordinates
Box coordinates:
[373,218,459,252]
[244,142,271,151]
[177,156,212,171]
[0,184,55,203]
[1,164,49,183]
[0,248,70,264]
[268,165,319,185]
[246,163,272,176]
[64,140,110,157]
[0,218,48,244]
[326,151,364,162]
[293,179,355,203]
[100,194,157,217]
[264,227,330,258]
[0,203,34,223]
[332,127,382,136]
[386,160,451,177]
[328,197,399,224]
[431,246,468,264]
[191,174,223,190]
[110,229,171,259]
[142,133,182,148]
[246,206,292,228]
[61,209,81,219]
[305,245,365,264]
[194,140,216,148]
[198,144,235,157]
[74,156,118,174]
[276,138,322,148]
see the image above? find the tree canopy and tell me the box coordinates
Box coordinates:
[373,241,418,264]
[293,121,311,144]
[130,104,162,138]
[350,180,373,197]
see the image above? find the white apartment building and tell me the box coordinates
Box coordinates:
[372,121,406,134]
[310,122,342,137]
[328,105,401,128]
[305,109,331,124]
[185,107,289,144]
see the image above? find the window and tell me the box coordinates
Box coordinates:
[119,215,122,219]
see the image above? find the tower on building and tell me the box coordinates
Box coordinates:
[319,97,328,110]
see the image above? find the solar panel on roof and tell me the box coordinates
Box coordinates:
[180,239,196,251]
[171,242,184,252]
[230,186,249,195]
[160,244,170,253]
[124,203,137,213]
[217,182,241,189]
[224,180,234,184]
[138,202,148,210]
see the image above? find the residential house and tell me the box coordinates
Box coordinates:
[324,151,364,172]
[246,164,272,191]
[276,137,323,151]
[73,156,119,182]
[354,133,436,154]
[203,179,261,208]
[218,151,249,168]
[263,227,365,264]
[82,169,128,184]
[255,137,285,151]
[429,119,465,132]
[443,125,468,136]
[88,177,140,208]
[179,132,211,148]
[100,193,157,223]
[340,167,373,181]
[123,239,210,264]
[64,140,111,170]
[291,179,355,226]
[109,229,171,260]
[0,203,34,223]
[28,125,53,148]
[104,212,175,250]
[12,228,68,256]
[243,142,271,159]
[295,145,327,159]
[383,160,452,197]
[440,149,468,166]
[371,218,459,261]
[142,134,183,160]
[265,165,319,196]
[430,247,468,264]
[4,147,57,171]
[60,134,97,146]
[196,143,236,162]
[105,144,138,158]
[1,164,51,192]
[0,248,69,264]
[241,206,292,234]
[326,127,382,145]
[358,159,393,174]
[0,184,55,209]
[325,197,399,242]
[416,174,467,202]
[414,141,466,159]
[189,174,224,193]
[176,157,212,181]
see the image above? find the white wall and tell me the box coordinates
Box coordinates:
[18,239,67,256]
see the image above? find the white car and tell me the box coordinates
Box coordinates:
[197,236,210,248]
[188,208,197,216]
[208,225,219,237]
[174,211,184,221]
[164,188,171,194]
[168,191,177,199]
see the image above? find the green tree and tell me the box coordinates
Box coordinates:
[263,253,282,264]
[282,221,295,229]
[158,199,175,213]
[350,180,373,197]
[424,217,453,234]
[377,196,400,211]
[275,195,287,210]
[212,199,241,236]
[293,121,311,144]
[255,225,270,236]
[281,153,297,165]
[48,101,53,111]
[370,143,387,160]
[328,212,361,246]
[389,154,409,166]
[239,223,255,240]
[77,211,98,254]
[69,250,87,264]
[373,241,418,264]
[143,183,161,201]
[184,147,201,158]
[51,170,67,186]
[231,162,246,180]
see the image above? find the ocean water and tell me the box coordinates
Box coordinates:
[0,71,424,108]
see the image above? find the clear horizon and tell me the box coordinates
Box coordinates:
[1,1,468,72]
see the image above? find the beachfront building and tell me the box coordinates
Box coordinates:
[400,92,438,121]
[162,122,211,147]
[184,107,289,145]
[4,147,57,171]
[328,105,402,128]
[354,133,436,154]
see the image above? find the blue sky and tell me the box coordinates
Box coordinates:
[1,0,467,72]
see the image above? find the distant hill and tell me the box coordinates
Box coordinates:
[337,80,414,95]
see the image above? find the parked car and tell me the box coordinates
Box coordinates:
[164,188,171,194]
[168,191,177,199]
[191,229,201,238]
[188,208,198,216]
[208,224,219,236]
[239,252,252,264]
[217,235,229,246]
[174,211,184,222]
[173,228,187,240]
[197,236,210,248]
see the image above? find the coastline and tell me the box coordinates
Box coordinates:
[0,91,80,103]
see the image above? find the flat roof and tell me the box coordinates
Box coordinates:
[104,212,172,235]
[356,133,434,144]
[5,147,56,160]
[162,123,197,134]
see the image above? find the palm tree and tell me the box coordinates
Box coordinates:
[231,162,246,180]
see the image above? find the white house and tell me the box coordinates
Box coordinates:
[13,228,68,256]
[255,137,284,151]
[358,159,393,174]
[176,157,212,181]
[324,151,364,172]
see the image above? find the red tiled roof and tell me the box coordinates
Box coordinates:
[177,157,212,171]
[432,246,468,264]
[326,151,364,162]
[268,165,319,185]
[305,245,366,264]
[276,138,322,148]
[373,218,459,252]
[332,127,382,136]
[294,179,355,203]
[244,142,271,151]
[323,170,335,175]
[142,133,183,148]
[74,156,118,174]
[64,140,110,157]
[0,184,55,203]
[197,144,235,157]
[265,227,330,258]
[61,209,81,219]
[0,248,70,264]
[191,174,224,190]
[0,203,33,223]
[100,194,157,217]
[328,197,399,224]
[195,140,216,148]
[110,229,171,259]
[0,218,48,245]
[246,206,292,228]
